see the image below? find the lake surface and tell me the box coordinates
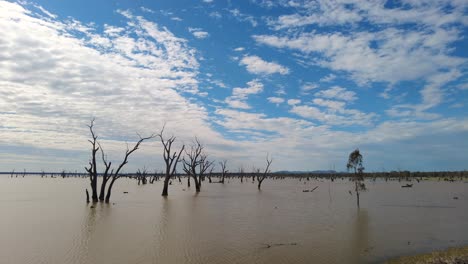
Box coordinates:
[0,176,467,264]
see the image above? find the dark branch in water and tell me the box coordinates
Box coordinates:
[261,242,298,249]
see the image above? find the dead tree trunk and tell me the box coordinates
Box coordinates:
[105,134,154,202]
[239,167,245,183]
[85,119,154,203]
[85,119,100,203]
[356,181,360,208]
[208,166,214,183]
[86,189,90,203]
[193,174,201,192]
[257,155,272,190]
[183,138,213,193]
[98,142,112,201]
[158,126,184,197]
[105,178,117,203]
[220,160,228,184]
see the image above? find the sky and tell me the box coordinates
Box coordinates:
[0,0,467,173]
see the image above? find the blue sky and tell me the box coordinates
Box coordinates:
[0,0,467,172]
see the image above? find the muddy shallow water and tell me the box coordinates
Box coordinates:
[0,176,467,264]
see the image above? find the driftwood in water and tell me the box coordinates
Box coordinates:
[86,189,90,203]
[302,186,319,192]
[261,242,298,249]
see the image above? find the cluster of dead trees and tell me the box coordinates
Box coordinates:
[84,119,155,203]
[84,120,273,203]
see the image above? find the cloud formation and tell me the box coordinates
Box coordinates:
[0,1,467,172]
[225,80,264,109]
[240,55,290,75]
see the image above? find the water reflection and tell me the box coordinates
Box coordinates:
[349,209,370,264]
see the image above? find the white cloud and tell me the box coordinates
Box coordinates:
[290,104,376,126]
[386,70,462,119]
[275,87,286,95]
[320,73,336,82]
[1,1,467,172]
[301,82,318,92]
[225,80,264,109]
[312,98,346,111]
[0,1,226,170]
[35,4,57,18]
[103,24,125,37]
[267,0,467,30]
[224,99,251,109]
[188,27,209,39]
[234,47,245,52]
[267,97,285,104]
[315,86,357,102]
[254,29,463,86]
[192,31,209,39]
[140,7,155,13]
[212,79,227,88]
[215,108,314,138]
[229,9,258,27]
[209,11,222,19]
[254,1,466,119]
[240,55,290,75]
[287,99,301,105]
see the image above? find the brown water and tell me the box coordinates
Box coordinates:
[0,177,467,264]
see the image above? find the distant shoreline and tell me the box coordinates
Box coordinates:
[1,170,467,178]
[385,246,468,264]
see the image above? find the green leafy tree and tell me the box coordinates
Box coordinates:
[347,149,366,208]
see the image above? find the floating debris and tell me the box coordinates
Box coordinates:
[303,186,319,192]
[261,242,298,249]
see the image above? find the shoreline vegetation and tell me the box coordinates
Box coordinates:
[385,246,468,264]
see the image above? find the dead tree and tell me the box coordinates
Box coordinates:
[104,134,155,203]
[182,138,214,192]
[136,168,148,185]
[85,119,155,203]
[208,166,214,183]
[252,166,259,183]
[85,119,100,202]
[149,170,159,184]
[97,142,112,202]
[257,155,272,190]
[239,167,245,183]
[219,160,228,184]
[158,126,184,196]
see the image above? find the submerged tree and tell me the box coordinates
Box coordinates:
[219,160,228,184]
[346,149,366,208]
[158,126,185,197]
[136,168,149,185]
[182,138,214,192]
[257,154,273,190]
[239,166,245,183]
[85,119,155,203]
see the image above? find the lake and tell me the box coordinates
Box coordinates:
[0,176,467,264]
